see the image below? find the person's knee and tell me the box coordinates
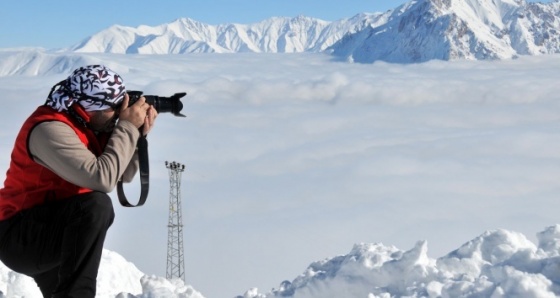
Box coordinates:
[80,192,115,227]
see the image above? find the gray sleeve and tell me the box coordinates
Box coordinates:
[29,120,141,192]
[122,149,139,183]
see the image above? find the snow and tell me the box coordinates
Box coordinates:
[4,227,560,297]
[0,249,204,298]
[249,226,560,297]
[1,50,560,297]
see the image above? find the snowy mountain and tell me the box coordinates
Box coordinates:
[68,0,560,63]
[331,0,560,63]
[70,14,385,54]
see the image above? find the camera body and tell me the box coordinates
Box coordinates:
[127,90,187,117]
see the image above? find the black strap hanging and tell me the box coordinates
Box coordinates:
[117,136,149,207]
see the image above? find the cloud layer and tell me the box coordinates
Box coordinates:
[1,51,560,297]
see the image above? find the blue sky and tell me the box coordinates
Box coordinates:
[1,0,553,49]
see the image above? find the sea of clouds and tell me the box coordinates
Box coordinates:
[0,50,559,297]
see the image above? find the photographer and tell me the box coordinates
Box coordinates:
[0,65,157,298]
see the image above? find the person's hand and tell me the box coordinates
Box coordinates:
[142,105,158,136]
[118,93,152,131]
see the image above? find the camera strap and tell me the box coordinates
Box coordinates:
[117,136,149,207]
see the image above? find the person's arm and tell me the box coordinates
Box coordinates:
[29,120,140,192]
[122,148,139,183]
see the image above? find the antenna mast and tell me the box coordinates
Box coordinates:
[165,161,186,281]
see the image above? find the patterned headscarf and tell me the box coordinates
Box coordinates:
[45,65,126,112]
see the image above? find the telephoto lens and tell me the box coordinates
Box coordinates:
[127,91,187,117]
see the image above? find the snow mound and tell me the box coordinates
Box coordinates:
[0,249,204,298]
[242,225,560,298]
[2,226,560,298]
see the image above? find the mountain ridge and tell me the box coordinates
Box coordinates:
[35,0,560,63]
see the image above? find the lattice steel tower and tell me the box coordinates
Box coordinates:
[165,161,186,281]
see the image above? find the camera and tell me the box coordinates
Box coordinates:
[127,90,187,117]
[117,90,187,207]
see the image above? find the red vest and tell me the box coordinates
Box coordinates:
[0,105,108,220]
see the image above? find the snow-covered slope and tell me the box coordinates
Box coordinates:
[67,0,560,63]
[330,0,560,63]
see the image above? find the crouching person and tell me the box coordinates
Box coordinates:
[0,65,157,297]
